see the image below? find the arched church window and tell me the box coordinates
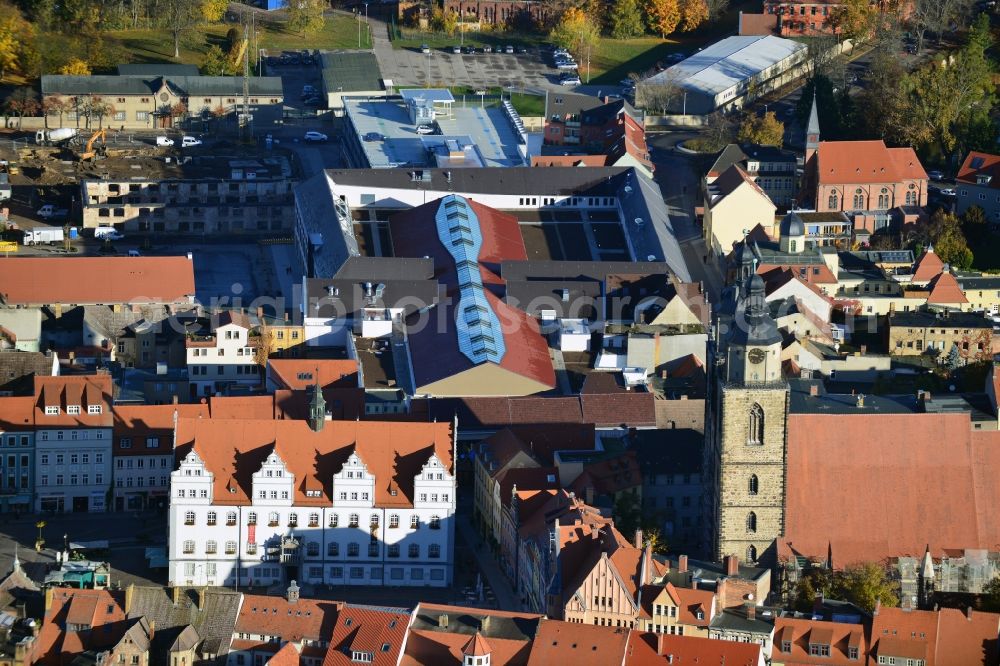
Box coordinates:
[749,474,759,495]
[748,403,764,445]
[747,512,757,533]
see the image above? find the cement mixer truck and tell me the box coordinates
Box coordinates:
[35,128,78,146]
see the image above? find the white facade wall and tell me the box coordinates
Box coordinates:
[186,323,260,397]
[35,427,112,513]
[168,449,456,588]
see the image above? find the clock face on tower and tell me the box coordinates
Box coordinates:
[748,348,766,364]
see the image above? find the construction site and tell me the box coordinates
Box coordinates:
[0,129,300,238]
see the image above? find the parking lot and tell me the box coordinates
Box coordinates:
[263,50,326,114]
[375,45,567,90]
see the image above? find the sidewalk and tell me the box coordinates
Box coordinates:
[456,513,520,611]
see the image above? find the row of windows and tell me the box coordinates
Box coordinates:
[115,476,166,488]
[189,346,254,357]
[40,473,103,486]
[43,405,103,415]
[118,437,161,449]
[38,431,104,441]
[190,365,257,376]
[40,453,103,465]
[2,435,30,447]
[183,510,444,530]
[116,457,167,468]
[180,540,443,559]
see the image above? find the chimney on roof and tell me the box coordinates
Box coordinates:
[634,529,643,549]
[745,602,756,621]
[856,393,865,408]
[480,615,491,634]
[860,344,867,355]
[873,599,881,616]
[966,606,974,620]
[438,613,449,628]
[724,555,739,576]
[809,384,819,397]
[678,555,688,573]
[286,580,300,603]
[172,586,181,606]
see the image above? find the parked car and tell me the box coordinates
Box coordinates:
[505,45,514,54]
[363,132,384,142]
[304,131,328,142]
[560,74,582,86]
[556,60,578,70]
[939,188,957,196]
[483,45,493,53]
[128,249,141,257]
[928,170,945,181]
[416,125,435,135]
[94,226,125,241]
[181,136,202,148]
[515,46,528,54]
[420,44,431,54]
[302,85,317,97]
[303,96,323,106]
[155,136,174,147]
[452,45,461,54]
[463,45,475,54]
[666,52,686,62]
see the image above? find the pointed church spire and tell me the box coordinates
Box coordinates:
[307,373,326,432]
[807,89,820,139]
[805,89,821,169]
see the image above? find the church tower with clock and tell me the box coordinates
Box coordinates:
[705,273,789,563]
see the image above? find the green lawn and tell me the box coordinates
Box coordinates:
[393,29,545,51]
[447,86,546,116]
[105,12,371,69]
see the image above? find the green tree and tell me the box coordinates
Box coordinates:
[201,44,229,76]
[550,7,600,60]
[161,0,202,59]
[925,210,974,270]
[59,57,91,75]
[737,111,785,146]
[793,569,837,613]
[612,489,642,538]
[962,205,988,245]
[643,526,669,555]
[679,0,708,31]
[610,0,645,39]
[200,0,228,21]
[645,0,681,38]
[827,0,877,42]
[797,76,852,140]
[982,576,1000,612]
[835,562,899,613]
[430,6,458,34]
[285,0,326,36]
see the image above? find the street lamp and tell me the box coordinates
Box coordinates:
[364,3,369,48]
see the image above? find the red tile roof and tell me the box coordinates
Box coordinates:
[112,403,210,455]
[531,155,610,167]
[463,632,492,657]
[273,387,366,421]
[36,589,127,665]
[0,256,195,306]
[266,642,302,666]
[783,412,1000,566]
[911,248,944,283]
[925,271,968,305]
[236,593,340,643]
[956,151,1000,188]
[933,607,1000,666]
[175,417,453,507]
[526,620,630,666]
[0,395,34,430]
[208,395,276,420]
[34,374,113,428]
[324,604,410,666]
[773,617,865,665]
[268,359,360,390]
[624,630,762,666]
[639,583,716,629]
[758,263,838,285]
[816,141,927,185]
[739,11,779,35]
[580,392,656,427]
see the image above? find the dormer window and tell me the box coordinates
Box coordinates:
[88,405,102,415]
[351,652,373,663]
[848,647,859,660]
[782,640,792,652]
[809,643,830,657]
[695,610,704,620]
[45,406,59,415]
[67,405,81,415]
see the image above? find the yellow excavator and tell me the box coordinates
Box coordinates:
[79,129,106,161]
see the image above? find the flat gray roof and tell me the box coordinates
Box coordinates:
[345,97,526,168]
[643,35,806,96]
[400,89,454,104]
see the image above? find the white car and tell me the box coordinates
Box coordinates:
[181,136,202,148]
[155,136,174,147]
[304,131,328,142]
[416,125,435,135]
[560,75,581,86]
